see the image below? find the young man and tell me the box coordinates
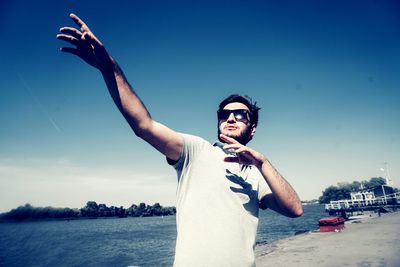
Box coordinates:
[57,14,302,266]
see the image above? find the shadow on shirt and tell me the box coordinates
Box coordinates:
[225,169,259,218]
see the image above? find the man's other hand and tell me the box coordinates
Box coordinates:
[220,134,266,168]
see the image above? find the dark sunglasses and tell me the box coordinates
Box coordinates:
[217,109,250,123]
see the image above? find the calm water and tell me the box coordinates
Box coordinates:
[0,204,325,267]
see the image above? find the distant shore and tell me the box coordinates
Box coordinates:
[0,202,176,222]
[255,212,400,266]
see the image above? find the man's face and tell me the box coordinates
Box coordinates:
[218,102,256,145]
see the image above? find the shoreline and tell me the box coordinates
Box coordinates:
[0,214,176,223]
[255,212,400,266]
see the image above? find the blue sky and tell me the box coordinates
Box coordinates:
[0,0,399,211]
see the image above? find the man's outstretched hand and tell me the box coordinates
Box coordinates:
[220,134,266,168]
[57,13,112,72]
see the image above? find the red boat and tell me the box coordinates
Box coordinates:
[318,216,346,232]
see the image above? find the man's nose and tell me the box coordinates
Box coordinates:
[227,112,236,122]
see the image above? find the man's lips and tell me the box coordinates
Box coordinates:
[224,126,238,130]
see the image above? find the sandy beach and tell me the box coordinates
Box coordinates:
[256,212,400,267]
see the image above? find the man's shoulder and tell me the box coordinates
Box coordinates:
[180,133,212,146]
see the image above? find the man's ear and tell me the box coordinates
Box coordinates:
[250,124,256,137]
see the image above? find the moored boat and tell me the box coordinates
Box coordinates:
[318,216,345,232]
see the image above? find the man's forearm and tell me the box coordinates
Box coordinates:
[100,59,152,136]
[97,58,183,161]
[258,159,303,217]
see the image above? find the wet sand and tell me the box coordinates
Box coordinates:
[255,212,400,267]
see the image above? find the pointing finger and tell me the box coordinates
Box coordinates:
[70,13,91,32]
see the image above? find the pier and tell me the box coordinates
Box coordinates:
[325,186,400,216]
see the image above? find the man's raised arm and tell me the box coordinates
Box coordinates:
[57,13,182,161]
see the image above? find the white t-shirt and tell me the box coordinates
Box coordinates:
[171,134,271,267]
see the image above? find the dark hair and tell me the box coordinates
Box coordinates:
[218,94,260,126]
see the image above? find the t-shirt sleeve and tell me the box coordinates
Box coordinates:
[167,133,207,181]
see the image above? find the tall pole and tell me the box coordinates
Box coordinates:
[382,185,387,205]
[381,162,393,187]
[385,162,393,186]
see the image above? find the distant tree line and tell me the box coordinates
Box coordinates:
[318,177,392,204]
[0,201,176,221]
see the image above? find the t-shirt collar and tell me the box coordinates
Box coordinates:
[213,141,236,156]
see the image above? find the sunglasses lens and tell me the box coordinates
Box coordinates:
[218,110,229,120]
[218,109,249,123]
[234,112,245,121]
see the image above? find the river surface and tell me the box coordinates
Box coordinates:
[0,204,325,266]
